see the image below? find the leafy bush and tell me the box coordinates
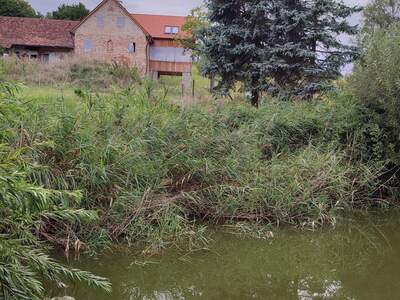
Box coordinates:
[350,25,400,163]
[0,82,111,299]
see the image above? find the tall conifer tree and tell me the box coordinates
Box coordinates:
[198,0,360,105]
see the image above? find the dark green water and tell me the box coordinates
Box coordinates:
[54,213,400,300]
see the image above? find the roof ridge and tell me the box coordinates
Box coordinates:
[0,16,80,23]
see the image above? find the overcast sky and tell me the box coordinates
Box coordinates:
[29,0,368,20]
[28,0,203,16]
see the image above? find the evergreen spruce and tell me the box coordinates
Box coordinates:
[198,0,361,105]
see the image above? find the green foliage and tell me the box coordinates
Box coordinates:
[177,6,208,55]
[0,83,111,299]
[47,2,89,21]
[0,0,37,17]
[363,0,400,33]
[3,77,391,256]
[350,25,400,164]
[198,0,360,105]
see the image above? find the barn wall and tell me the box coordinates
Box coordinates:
[74,0,148,73]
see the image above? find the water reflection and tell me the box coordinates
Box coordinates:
[54,212,400,300]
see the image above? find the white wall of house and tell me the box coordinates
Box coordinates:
[150,46,192,63]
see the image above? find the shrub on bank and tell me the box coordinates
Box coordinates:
[0,82,111,299]
[350,25,400,164]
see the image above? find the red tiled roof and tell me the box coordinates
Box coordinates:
[132,14,187,39]
[0,17,78,49]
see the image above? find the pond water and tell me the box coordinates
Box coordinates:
[54,212,400,300]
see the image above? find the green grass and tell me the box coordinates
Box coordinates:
[159,64,211,102]
[19,85,79,102]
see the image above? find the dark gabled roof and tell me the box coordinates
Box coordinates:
[0,17,78,49]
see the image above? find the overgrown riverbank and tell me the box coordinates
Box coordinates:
[1,71,398,249]
[1,56,400,298]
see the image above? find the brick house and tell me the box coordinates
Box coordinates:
[0,0,192,86]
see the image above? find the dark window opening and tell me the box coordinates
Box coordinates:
[128,42,136,53]
[107,40,113,52]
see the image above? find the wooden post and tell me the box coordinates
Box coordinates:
[181,72,192,99]
[181,83,184,108]
[210,75,215,93]
[152,71,159,82]
[192,79,195,99]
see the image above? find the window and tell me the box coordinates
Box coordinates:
[172,26,179,34]
[107,40,113,52]
[128,42,136,54]
[84,40,92,53]
[164,26,179,34]
[117,16,125,28]
[96,15,105,28]
[41,53,50,64]
[164,26,172,34]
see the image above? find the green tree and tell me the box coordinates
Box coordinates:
[198,0,360,106]
[266,0,360,99]
[350,24,400,164]
[177,6,208,55]
[47,2,89,21]
[0,0,37,17]
[363,0,400,33]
